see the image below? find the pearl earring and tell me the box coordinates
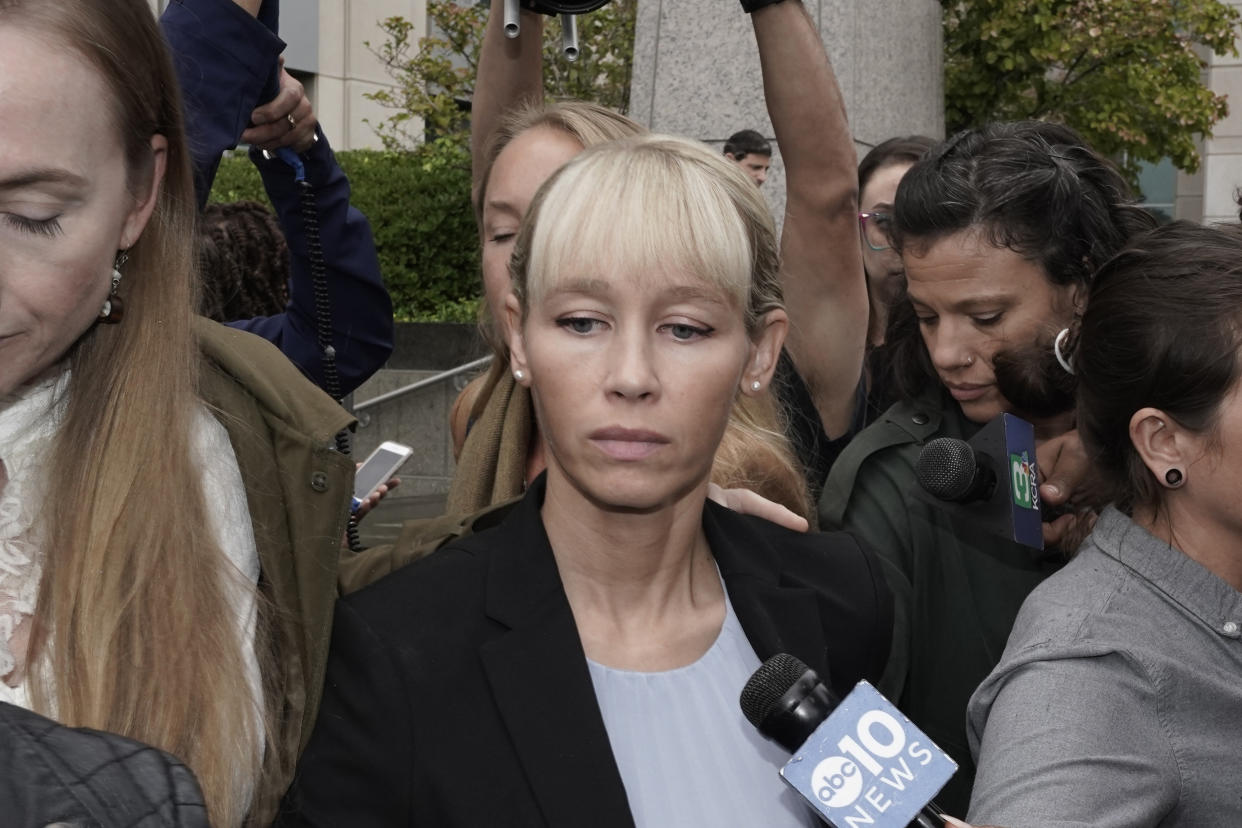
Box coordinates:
[750,380,761,392]
[513,370,525,382]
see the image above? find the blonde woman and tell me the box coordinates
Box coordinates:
[449,0,863,521]
[282,135,893,827]
[453,94,811,523]
[0,1,353,824]
[342,0,867,590]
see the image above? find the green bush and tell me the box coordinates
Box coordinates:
[208,139,481,322]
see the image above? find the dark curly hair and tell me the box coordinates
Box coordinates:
[197,200,290,322]
[884,121,1156,414]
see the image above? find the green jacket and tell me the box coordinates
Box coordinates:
[819,388,1062,815]
[196,318,355,823]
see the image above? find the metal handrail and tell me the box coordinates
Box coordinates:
[354,355,493,413]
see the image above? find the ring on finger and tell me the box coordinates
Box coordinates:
[287,113,297,129]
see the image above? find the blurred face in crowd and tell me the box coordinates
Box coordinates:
[903,228,1080,424]
[729,152,770,187]
[859,161,913,331]
[480,126,583,340]
[0,23,163,397]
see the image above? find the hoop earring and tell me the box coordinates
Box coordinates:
[99,250,127,324]
[1164,468,1184,488]
[1054,327,1075,375]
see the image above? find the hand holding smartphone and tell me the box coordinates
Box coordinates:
[352,441,413,513]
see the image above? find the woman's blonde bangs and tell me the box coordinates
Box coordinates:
[522,136,770,324]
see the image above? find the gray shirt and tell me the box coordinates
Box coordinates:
[966,506,1242,827]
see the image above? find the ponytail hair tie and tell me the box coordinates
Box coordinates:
[1054,327,1075,375]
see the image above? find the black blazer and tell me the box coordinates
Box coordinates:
[279,477,893,827]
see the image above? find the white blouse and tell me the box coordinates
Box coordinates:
[0,372,261,722]
[0,373,62,701]
[587,585,817,828]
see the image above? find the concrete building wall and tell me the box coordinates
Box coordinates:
[309,0,427,150]
[631,0,944,220]
[1200,0,1242,225]
[148,0,424,150]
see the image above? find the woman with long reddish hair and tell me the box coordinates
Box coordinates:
[0,1,353,823]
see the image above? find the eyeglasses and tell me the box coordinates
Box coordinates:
[858,211,894,252]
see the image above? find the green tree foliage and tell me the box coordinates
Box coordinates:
[209,140,481,322]
[363,0,637,151]
[943,0,1240,182]
[362,3,488,151]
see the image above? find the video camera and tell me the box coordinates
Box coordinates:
[522,0,612,12]
[505,0,615,60]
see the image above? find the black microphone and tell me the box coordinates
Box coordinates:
[741,654,951,828]
[914,438,996,504]
[913,413,1043,549]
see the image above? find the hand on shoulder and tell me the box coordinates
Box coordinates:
[707,482,809,532]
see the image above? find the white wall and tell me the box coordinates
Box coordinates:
[306,0,427,150]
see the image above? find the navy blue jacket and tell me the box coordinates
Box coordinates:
[161,0,393,394]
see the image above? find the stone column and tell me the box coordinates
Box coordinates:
[630,0,944,219]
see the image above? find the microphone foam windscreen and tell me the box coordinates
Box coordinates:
[915,437,977,500]
[740,653,811,728]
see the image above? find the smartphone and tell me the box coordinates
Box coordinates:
[352,441,413,511]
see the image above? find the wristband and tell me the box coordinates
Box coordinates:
[739,0,788,12]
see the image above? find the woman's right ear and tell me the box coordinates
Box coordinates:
[504,292,530,385]
[1129,406,1191,483]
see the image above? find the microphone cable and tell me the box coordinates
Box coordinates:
[271,145,365,553]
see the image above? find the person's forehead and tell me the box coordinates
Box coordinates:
[0,26,122,180]
[490,129,582,193]
[905,232,1044,298]
[860,162,912,209]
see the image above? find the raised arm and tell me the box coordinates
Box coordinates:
[161,0,285,206]
[471,0,545,196]
[750,1,868,439]
[236,95,393,395]
[164,0,392,393]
